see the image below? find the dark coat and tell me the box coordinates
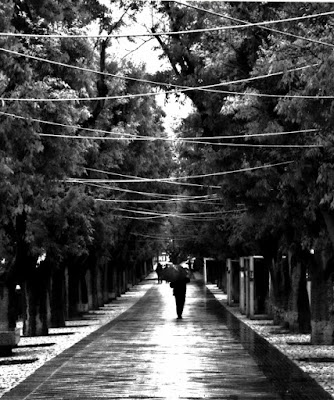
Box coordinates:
[170,277,190,296]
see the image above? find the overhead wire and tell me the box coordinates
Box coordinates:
[83,180,226,205]
[3,82,334,101]
[69,177,221,190]
[0,111,319,145]
[0,8,333,41]
[113,207,224,216]
[86,168,219,199]
[174,1,334,49]
[0,47,319,96]
[183,129,319,140]
[79,180,218,199]
[67,161,294,186]
[111,206,247,221]
[182,140,322,148]
[95,198,221,204]
[130,232,199,240]
[0,6,331,104]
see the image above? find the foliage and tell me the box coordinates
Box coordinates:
[0,0,175,282]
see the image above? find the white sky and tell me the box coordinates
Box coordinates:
[96,1,194,133]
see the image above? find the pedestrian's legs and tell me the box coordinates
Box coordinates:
[175,293,186,318]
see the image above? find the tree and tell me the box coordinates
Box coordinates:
[0,0,151,335]
[149,2,334,335]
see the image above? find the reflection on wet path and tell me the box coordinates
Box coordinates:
[147,283,281,399]
[220,293,332,400]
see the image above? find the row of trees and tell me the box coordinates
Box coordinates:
[0,0,176,338]
[2,1,334,345]
[148,2,334,344]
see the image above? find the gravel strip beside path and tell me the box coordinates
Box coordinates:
[206,284,334,399]
[0,275,155,398]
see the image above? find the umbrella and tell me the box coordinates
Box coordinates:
[162,264,189,282]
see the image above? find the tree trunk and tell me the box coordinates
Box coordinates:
[269,256,290,326]
[310,249,334,344]
[285,245,311,333]
[108,262,117,300]
[50,267,66,328]
[68,265,80,318]
[22,265,51,337]
[310,212,334,344]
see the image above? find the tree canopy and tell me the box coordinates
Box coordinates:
[1,0,334,279]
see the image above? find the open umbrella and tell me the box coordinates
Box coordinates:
[162,264,189,282]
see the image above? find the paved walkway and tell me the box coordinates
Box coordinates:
[2,277,331,400]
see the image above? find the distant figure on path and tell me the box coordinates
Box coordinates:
[156,263,163,283]
[170,277,190,319]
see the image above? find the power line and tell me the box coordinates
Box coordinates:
[0,51,326,101]
[67,160,294,185]
[0,47,319,95]
[113,207,224,217]
[95,198,220,204]
[2,110,319,149]
[0,110,145,139]
[183,129,319,140]
[3,83,334,102]
[86,168,219,199]
[110,206,247,221]
[1,9,333,40]
[183,140,322,149]
[70,177,221,190]
[0,110,319,143]
[78,180,201,199]
[175,1,334,49]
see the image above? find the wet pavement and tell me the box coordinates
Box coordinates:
[2,277,331,400]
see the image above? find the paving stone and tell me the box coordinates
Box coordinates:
[1,279,331,400]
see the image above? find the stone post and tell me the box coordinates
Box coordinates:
[0,282,20,355]
[248,256,255,319]
[239,257,245,314]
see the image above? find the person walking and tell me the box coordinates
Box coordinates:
[156,263,163,283]
[170,276,190,319]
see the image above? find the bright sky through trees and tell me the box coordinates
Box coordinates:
[95,1,194,135]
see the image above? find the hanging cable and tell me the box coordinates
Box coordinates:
[85,170,218,198]
[78,179,218,199]
[67,160,294,186]
[0,110,319,142]
[111,206,247,220]
[183,129,319,140]
[2,83,334,102]
[182,140,322,148]
[94,198,221,204]
[69,177,221,189]
[1,9,333,40]
[174,1,334,49]
[0,47,319,96]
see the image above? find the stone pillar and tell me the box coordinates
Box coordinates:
[0,283,20,355]
[307,271,311,306]
[226,259,232,306]
[245,257,250,317]
[203,258,208,285]
[239,257,245,314]
[249,256,255,319]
